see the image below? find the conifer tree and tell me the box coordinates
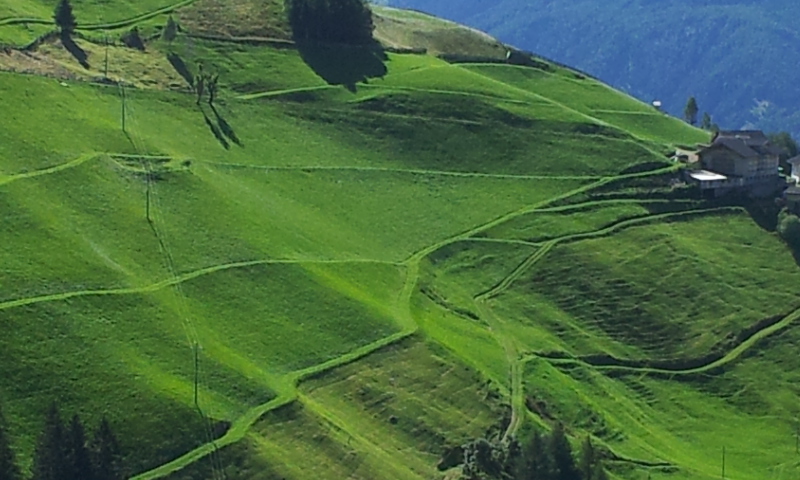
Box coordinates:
[90,417,122,480]
[591,462,609,480]
[684,96,699,126]
[579,436,595,480]
[548,423,579,480]
[701,112,712,130]
[53,0,77,34]
[0,406,21,480]
[162,16,178,42]
[65,415,93,480]
[31,403,66,480]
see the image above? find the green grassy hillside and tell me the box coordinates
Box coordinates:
[0,1,797,480]
[385,0,800,137]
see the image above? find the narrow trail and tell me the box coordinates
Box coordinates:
[0,258,398,313]
[534,307,800,378]
[464,205,744,440]
[0,153,100,186]
[130,263,421,480]
[198,160,601,181]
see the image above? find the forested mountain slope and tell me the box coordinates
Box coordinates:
[384,0,800,136]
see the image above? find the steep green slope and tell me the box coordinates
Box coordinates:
[1,2,797,480]
[385,0,800,136]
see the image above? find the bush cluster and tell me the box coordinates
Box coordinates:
[285,0,375,45]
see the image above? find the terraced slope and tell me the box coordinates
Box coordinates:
[1,2,798,480]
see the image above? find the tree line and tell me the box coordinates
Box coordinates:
[0,403,124,480]
[459,423,609,480]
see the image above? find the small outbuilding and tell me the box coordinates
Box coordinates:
[787,155,800,184]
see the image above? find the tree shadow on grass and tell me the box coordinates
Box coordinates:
[167,52,195,88]
[201,109,230,150]
[297,41,387,92]
[210,104,243,147]
[61,33,89,69]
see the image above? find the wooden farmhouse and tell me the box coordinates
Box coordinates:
[685,130,783,197]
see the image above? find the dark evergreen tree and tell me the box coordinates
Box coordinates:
[285,0,374,44]
[578,436,595,480]
[701,112,712,130]
[768,131,799,160]
[0,406,21,480]
[31,403,66,480]
[548,423,579,480]
[591,462,609,480]
[520,430,554,480]
[162,16,178,42]
[53,0,77,34]
[90,417,122,480]
[65,415,93,480]
[684,96,699,126]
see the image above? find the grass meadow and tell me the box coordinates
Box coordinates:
[0,4,797,479]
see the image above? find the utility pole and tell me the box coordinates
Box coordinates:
[143,159,152,223]
[193,342,199,407]
[721,446,726,479]
[103,33,109,79]
[121,83,126,133]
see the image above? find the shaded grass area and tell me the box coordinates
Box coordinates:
[466,64,710,146]
[164,339,507,480]
[497,212,800,360]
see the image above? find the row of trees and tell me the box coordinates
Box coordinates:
[285,0,375,44]
[683,96,720,131]
[460,424,609,480]
[0,403,124,480]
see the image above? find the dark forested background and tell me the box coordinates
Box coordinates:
[382,0,800,136]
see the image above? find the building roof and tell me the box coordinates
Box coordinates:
[787,155,800,166]
[714,130,769,146]
[688,170,728,182]
[701,130,781,158]
[785,186,800,196]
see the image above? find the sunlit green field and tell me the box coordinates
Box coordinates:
[2,1,798,479]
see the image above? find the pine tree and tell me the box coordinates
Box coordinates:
[548,423,579,480]
[684,96,699,126]
[578,436,595,480]
[53,0,77,34]
[162,16,178,42]
[523,430,553,480]
[701,112,712,130]
[65,415,93,480]
[31,403,66,480]
[591,462,609,480]
[90,417,122,480]
[0,406,21,480]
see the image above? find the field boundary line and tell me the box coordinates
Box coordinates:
[0,0,195,29]
[0,259,399,312]
[130,264,421,480]
[0,153,100,186]
[198,160,601,181]
[536,306,800,378]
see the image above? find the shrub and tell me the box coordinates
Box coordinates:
[285,0,374,45]
[777,210,800,249]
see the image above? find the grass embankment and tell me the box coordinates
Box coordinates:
[1,3,796,479]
